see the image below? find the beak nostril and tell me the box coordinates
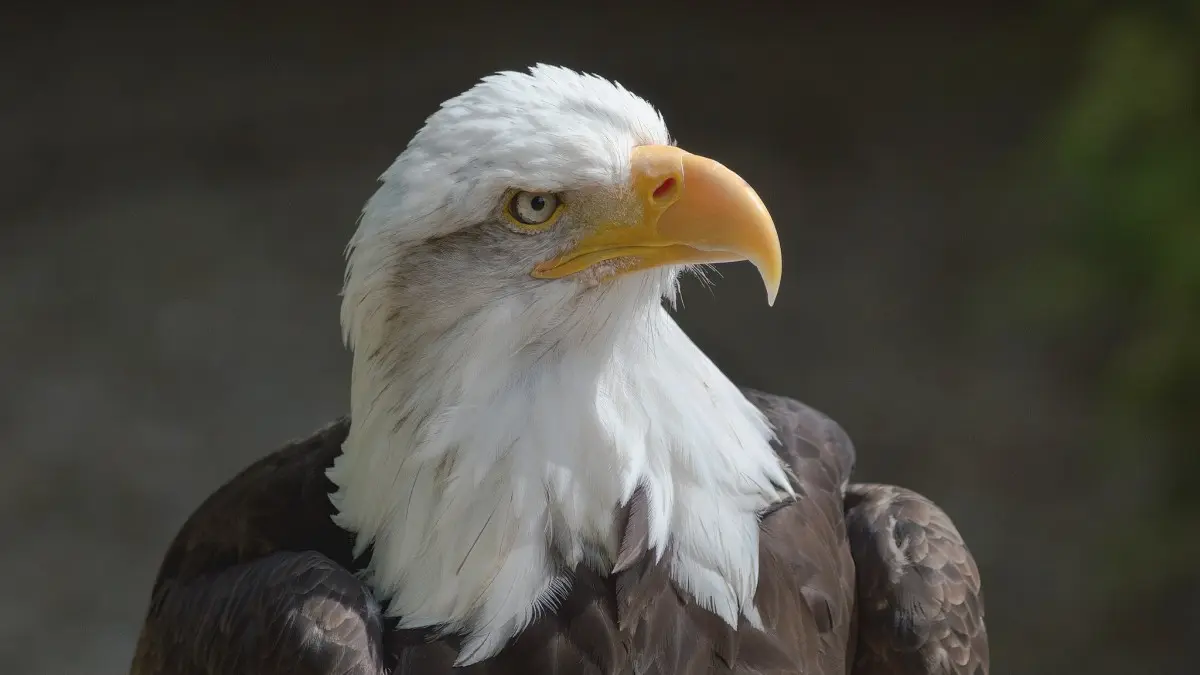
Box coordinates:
[651,177,679,204]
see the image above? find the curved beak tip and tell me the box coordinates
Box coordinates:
[758,261,781,307]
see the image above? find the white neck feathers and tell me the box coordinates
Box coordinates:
[327,286,791,665]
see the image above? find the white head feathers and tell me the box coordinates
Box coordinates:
[327,65,791,665]
[352,64,670,246]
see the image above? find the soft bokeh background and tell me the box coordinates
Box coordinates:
[3,2,1197,673]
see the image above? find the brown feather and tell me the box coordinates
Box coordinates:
[845,483,990,675]
[612,485,650,575]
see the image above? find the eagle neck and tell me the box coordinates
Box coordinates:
[328,293,791,665]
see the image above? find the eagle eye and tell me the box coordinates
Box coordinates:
[504,191,563,230]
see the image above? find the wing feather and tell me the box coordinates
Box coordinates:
[132,551,387,675]
[844,483,989,675]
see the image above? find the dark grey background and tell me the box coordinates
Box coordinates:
[2,3,1188,675]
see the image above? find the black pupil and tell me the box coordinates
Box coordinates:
[529,195,546,211]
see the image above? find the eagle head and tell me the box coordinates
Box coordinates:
[342,64,781,360]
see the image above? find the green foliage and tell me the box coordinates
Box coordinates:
[1044,1,1199,593]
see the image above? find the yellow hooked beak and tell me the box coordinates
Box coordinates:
[531,145,783,305]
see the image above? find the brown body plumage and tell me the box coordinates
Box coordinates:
[130,389,987,674]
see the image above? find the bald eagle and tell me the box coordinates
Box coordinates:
[130,65,987,675]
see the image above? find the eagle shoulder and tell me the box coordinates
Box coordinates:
[131,550,387,675]
[130,418,387,675]
[740,387,857,496]
[147,417,354,589]
[740,388,860,673]
[844,483,989,675]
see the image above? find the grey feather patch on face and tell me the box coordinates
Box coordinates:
[366,193,676,346]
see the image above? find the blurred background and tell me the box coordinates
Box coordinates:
[2,1,1197,673]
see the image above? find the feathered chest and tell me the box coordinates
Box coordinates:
[327,322,796,665]
[372,483,851,675]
